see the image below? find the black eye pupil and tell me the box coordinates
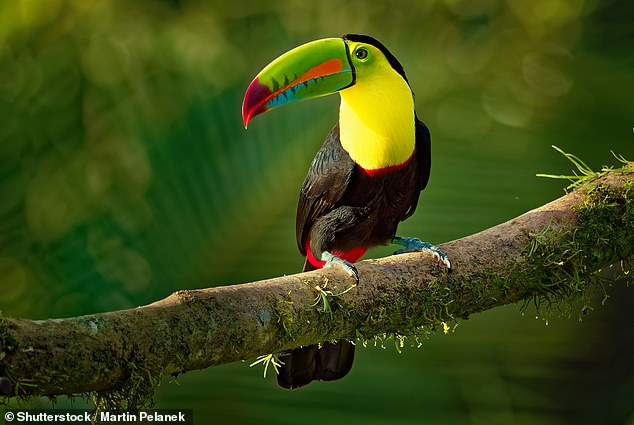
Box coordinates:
[355,48,368,60]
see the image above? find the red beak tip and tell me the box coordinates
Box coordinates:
[241,102,251,128]
[242,111,253,129]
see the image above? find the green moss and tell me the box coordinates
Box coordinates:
[0,320,17,354]
[0,319,18,398]
[333,272,460,351]
[523,178,633,319]
[271,290,301,348]
[90,362,159,412]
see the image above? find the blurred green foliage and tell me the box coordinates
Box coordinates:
[1,0,632,423]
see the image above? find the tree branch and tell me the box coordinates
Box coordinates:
[1,167,632,400]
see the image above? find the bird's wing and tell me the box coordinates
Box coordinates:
[415,117,432,191]
[400,117,431,220]
[296,124,357,254]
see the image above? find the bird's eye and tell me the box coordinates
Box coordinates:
[355,48,368,60]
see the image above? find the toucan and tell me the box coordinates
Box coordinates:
[242,34,451,389]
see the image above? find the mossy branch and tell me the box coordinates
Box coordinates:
[1,166,632,403]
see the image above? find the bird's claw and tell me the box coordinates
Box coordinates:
[392,236,452,271]
[322,251,359,282]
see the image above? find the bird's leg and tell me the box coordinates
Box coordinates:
[321,251,359,282]
[391,236,451,271]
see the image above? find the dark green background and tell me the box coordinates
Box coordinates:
[1,0,632,423]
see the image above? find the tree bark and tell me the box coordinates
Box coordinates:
[1,167,632,400]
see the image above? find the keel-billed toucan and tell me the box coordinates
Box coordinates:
[242,34,451,389]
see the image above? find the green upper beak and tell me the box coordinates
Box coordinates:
[242,37,355,128]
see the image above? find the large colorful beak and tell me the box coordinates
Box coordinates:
[242,38,354,128]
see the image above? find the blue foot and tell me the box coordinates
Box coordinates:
[392,236,452,271]
[322,251,359,282]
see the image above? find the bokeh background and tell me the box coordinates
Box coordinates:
[1,0,633,423]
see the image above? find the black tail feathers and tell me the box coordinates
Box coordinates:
[276,340,355,390]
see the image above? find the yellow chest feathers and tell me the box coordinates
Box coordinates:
[338,71,415,171]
